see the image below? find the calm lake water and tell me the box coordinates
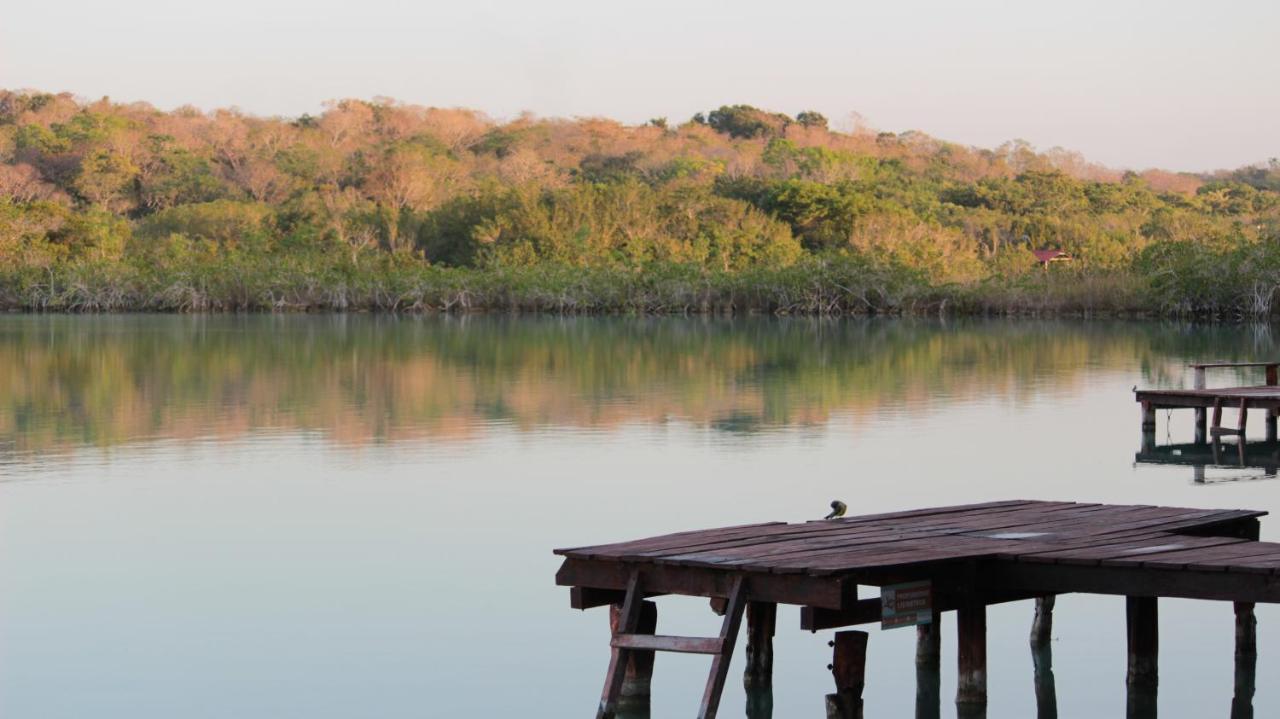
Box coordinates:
[2,315,1279,718]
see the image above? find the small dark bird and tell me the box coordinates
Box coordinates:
[825,500,847,520]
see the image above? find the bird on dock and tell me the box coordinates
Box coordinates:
[825,500,847,520]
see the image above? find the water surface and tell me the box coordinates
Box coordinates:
[2,315,1278,718]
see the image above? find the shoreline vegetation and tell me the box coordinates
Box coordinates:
[2,92,1278,316]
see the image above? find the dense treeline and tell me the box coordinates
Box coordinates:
[1,91,1279,315]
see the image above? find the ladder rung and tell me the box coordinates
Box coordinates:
[612,634,724,654]
[1211,427,1244,436]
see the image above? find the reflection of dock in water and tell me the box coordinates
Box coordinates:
[1136,440,1280,483]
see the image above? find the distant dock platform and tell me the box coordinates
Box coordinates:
[556,499,1276,718]
[1136,361,1280,441]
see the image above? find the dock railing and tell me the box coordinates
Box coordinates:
[1189,361,1280,390]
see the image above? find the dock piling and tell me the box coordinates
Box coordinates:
[1141,401,1156,432]
[916,611,941,667]
[1031,641,1058,719]
[744,601,776,689]
[825,630,867,719]
[1125,596,1158,690]
[1195,367,1208,442]
[1234,602,1256,658]
[1030,596,1055,647]
[956,605,988,707]
[609,599,658,709]
[1231,653,1256,719]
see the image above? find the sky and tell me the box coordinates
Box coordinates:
[2,0,1276,172]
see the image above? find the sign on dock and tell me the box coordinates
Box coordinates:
[881,581,932,629]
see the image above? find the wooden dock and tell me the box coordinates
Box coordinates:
[556,499,1276,718]
[1135,361,1280,442]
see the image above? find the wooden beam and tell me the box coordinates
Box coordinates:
[557,558,845,609]
[611,634,722,654]
[573,586,663,609]
[991,560,1280,603]
[800,589,1038,631]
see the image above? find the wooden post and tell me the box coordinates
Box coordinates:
[1238,398,1248,437]
[916,659,941,719]
[1126,597,1158,690]
[609,599,658,710]
[1141,401,1156,432]
[1126,686,1157,719]
[1030,595,1054,647]
[743,601,776,690]
[1194,366,1208,442]
[1231,653,1256,719]
[1126,597,1159,719]
[1213,397,1224,435]
[956,605,987,707]
[916,611,941,667]
[915,611,941,719]
[744,686,773,719]
[1235,602,1256,658]
[1031,642,1058,719]
[1267,364,1278,386]
[1268,410,1277,443]
[825,630,867,719]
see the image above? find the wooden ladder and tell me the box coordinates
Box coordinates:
[596,572,748,719]
[1210,397,1248,437]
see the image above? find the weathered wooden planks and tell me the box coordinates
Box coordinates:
[557,501,1265,582]
[557,499,1280,623]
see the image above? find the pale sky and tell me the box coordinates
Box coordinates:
[3,0,1276,172]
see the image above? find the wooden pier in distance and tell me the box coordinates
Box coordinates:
[1135,361,1280,443]
[556,500,1276,718]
